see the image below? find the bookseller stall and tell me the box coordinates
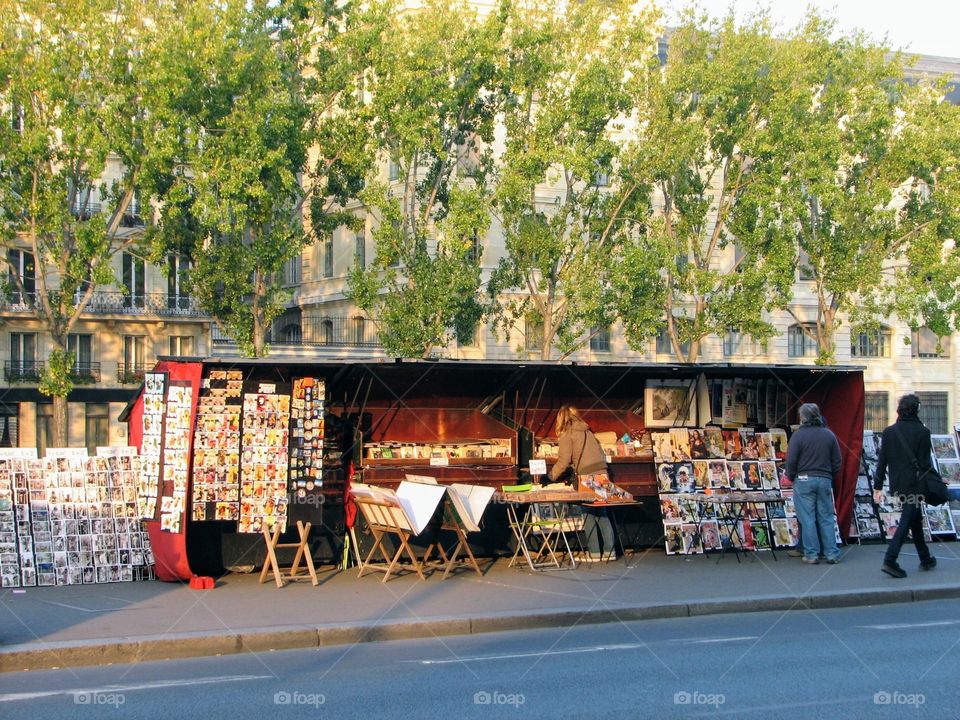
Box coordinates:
[122,358,864,580]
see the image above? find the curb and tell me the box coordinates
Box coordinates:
[3,585,960,673]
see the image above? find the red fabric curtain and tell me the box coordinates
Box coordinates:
[801,372,865,541]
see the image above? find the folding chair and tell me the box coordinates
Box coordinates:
[259,520,319,588]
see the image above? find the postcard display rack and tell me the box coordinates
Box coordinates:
[654,427,796,555]
[191,370,244,523]
[0,448,155,587]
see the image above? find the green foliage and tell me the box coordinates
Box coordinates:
[39,349,74,399]
[611,9,796,361]
[347,0,505,357]
[488,0,657,359]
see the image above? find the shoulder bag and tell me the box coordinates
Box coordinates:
[894,427,949,506]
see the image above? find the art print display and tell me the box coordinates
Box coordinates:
[0,451,153,585]
[138,372,166,519]
[645,380,697,428]
[238,387,290,534]
[932,434,959,461]
[191,370,243,521]
[289,377,325,489]
[159,383,193,533]
[924,504,956,535]
[654,426,792,555]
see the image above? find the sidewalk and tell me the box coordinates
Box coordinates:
[2,542,958,673]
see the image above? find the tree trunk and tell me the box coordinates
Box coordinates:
[52,394,69,449]
[252,269,267,357]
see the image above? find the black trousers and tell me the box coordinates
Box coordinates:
[885,500,932,564]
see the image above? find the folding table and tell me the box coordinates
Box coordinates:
[501,490,595,571]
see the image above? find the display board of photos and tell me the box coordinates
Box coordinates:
[289,377,325,490]
[932,433,960,487]
[655,426,796,555]
[139,372,166,519]
[191,369,243,521]
[708,379,792,429]
[0,449,154,586]
[852,431,882,540]
[160,384,193,533]
[238,386,290,534]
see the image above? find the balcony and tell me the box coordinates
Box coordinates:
[70,202,102,221]
[117,362,146,385]
[82,292,207,318]
[69,362,101,384]
[212,316,382,349]
[4,360,44,382]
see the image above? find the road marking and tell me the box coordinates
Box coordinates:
[859,620,960,630]
[0,675,271,703]
[668,635,758,645]
[698,696,877,717]
[415,643,647,665]
[36,600,136,613]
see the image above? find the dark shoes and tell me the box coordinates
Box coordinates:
[920,557,937,571]
[882,561,907,579]
[825,557,840,565]
[802,556,820,565]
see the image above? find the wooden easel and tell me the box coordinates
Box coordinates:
[422,501,482,579]
[355,497,426,582]
[259,520,319,588]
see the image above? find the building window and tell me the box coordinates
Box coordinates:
[524,315,544,353]
[282,255,301,286]
[167,253,190,311]
[655,328,690,357]
[168,336,194,356]
[797,246,815,281]
[69,182,100,220]
[851,326,891,358]
[590,326,611,353]
[120,188,144,227]
[85,403,109,455]
[788,324,818,358]
[281,324,302,344]
[916,392,949,435]
[10,104,23,134]
[594,169,610,187]
[355,233,366,269]
[323,237,333,278]
[911,327,949,359]
[388,158,399,182]
[7,248,35,305]
[120,335,146,383]
[9,332,37,375]
[723,329,763,357]
[67,334,95,380]
[36,403,55,456]
[122,252,145,309]
[863,391,889,432]
[458,323,480,349]
[0,403,18,447]
[321,319,334,345]
[350,316,366,345]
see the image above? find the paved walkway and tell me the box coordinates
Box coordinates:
[2,542,958,672]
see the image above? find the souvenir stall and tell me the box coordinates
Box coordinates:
[123,358,865,580]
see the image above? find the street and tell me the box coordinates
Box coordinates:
[1,599,958,719]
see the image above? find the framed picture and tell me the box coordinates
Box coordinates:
[645,380,697,428]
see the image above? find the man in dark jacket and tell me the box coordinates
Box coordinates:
[873,394,936,578]
[784,403,842,564]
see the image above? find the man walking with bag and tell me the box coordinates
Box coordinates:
[873,394,936,578]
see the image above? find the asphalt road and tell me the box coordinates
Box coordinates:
[1,599,958,719]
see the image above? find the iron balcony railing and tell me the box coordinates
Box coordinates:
[117,362,146,385]
[4,360,44,382]
[69,361,101,384]
[1,291,206,317]
[212,316,381,349]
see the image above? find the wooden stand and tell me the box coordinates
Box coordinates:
[422,502,483,579]
[354,497,426,582]
[259,520,319,588]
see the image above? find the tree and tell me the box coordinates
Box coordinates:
[487,0,657,360]
[148,0,321,357]
[611,11,798,363]
[347,0,506,358]
[0,0,181,444]
[771,15,960,362]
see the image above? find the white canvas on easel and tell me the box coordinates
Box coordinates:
[448,483,494,532]
[396,480,446,535]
